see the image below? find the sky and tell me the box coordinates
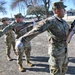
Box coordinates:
[0,0,75,18]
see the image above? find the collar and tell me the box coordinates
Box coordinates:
[54,14,63,23]
[54,14,62,21]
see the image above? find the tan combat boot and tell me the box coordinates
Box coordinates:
[26,60,33,67]
[18,64,24,72]
[7,55,11,61]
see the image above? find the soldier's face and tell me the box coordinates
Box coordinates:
[56,8,66,18]
[16,18,23,22]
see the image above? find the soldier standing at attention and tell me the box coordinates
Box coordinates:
[0,18,16,61]
[0,13,33,72]
[17,1,71,75]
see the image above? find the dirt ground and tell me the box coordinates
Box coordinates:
[0,31,75,75]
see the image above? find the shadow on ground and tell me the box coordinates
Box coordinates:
[12,56,49,62]
[67,57,75,74]
[10,56,75,74]
[11,56,50,73]
[30,56,49,62]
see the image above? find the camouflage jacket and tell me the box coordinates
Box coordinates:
[20,16,69,55]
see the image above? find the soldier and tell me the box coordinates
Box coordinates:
[17,1,71,75]
[0,18,16,61]
[0,13,33,72]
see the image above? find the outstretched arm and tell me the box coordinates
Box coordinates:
[0,23,14,37]
[19,25,44,42]
[19,19,51,42]
[0,26,10,37]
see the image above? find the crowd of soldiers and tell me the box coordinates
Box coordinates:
[0,13,34,72]
[0,1,75,75]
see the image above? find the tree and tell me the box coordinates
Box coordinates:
[27,5,45,19]
[0,1,7,14]
[11,0,36,11]
[42,0,50,17]
[10,0,51,18]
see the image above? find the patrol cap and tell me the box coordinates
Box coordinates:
[14,13,24,18]
[1,18,8,22]
[52,1,67,9]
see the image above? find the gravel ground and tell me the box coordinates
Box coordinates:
[0,31,75,75]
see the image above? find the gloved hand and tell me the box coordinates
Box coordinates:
[0,30,3,37]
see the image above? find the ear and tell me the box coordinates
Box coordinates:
[55,9,59,14]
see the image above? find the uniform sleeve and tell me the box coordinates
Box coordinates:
[2,23,14,34]
[19,19,53,42]
[37,20,52,32]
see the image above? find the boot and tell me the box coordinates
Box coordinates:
[26,60,33,67]
[7,55,11,61]
[18,64,24,72]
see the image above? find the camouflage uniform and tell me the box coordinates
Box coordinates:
[18,2,69,75]
[1,14,33,71]
[12,21,32,66]
[0,20,16,61]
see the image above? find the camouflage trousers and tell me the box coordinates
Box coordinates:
[15,40,31,65]
[48,47,68,75]
[5,40,15,56]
